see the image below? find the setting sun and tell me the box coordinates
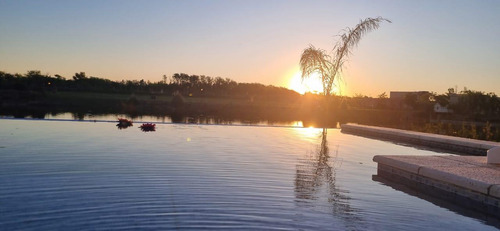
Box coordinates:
[289,71,324,95]
[289,71,342,95]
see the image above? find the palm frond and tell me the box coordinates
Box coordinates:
[333,17,391,70]
[327,17,390,93]
[299,45,332,82]
[299,17,390,97]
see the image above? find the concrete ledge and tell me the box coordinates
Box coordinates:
[342,123,499,155]
[373,155,422,174]
[490,185,500,199]
[374,155,500,218]
[418,166,493,194]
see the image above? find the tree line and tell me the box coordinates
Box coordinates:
[434,88,500,120]
[0,70,300,101]
[395,88,500,121]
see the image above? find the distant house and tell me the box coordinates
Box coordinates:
[434,103,452,113]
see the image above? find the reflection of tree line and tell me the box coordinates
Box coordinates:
[295,129,363,227]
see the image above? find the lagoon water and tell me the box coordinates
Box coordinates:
[0,119,497,230]
[7,112,305,127]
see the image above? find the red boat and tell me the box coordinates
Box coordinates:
[117,118,133,129]
[140,123,156,132]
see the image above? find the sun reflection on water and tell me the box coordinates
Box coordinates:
[293,126,323,142]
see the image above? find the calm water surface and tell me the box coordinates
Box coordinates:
[3,112,305,127]
[0,119,497,230]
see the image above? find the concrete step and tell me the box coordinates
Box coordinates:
[374,155,500,218]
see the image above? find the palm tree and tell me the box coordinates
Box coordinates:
[300,17,391,96]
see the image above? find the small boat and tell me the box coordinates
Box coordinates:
[117,118,133,129]
[140,123,156,132]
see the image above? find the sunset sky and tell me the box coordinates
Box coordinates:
[1,0,499,96]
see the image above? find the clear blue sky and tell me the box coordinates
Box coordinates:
[1,0,499,96]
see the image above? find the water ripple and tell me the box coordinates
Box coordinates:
[0,120,497,230]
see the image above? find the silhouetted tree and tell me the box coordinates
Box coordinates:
[299,17,390,96]
[73,72,87,81]
[377,92,387,99]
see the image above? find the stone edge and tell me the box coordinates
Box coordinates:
[342,123,499,151]
[374,155,499,198]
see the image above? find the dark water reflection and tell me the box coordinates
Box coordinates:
[295,129,363,229]
[1,111,306,127]
[372,175,500,229]
[0,119,497,230]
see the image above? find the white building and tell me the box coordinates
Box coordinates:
[434,103,452,113]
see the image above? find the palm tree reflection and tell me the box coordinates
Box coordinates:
[295,128,360,221]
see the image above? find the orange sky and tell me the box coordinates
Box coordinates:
[1,1,499,96]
